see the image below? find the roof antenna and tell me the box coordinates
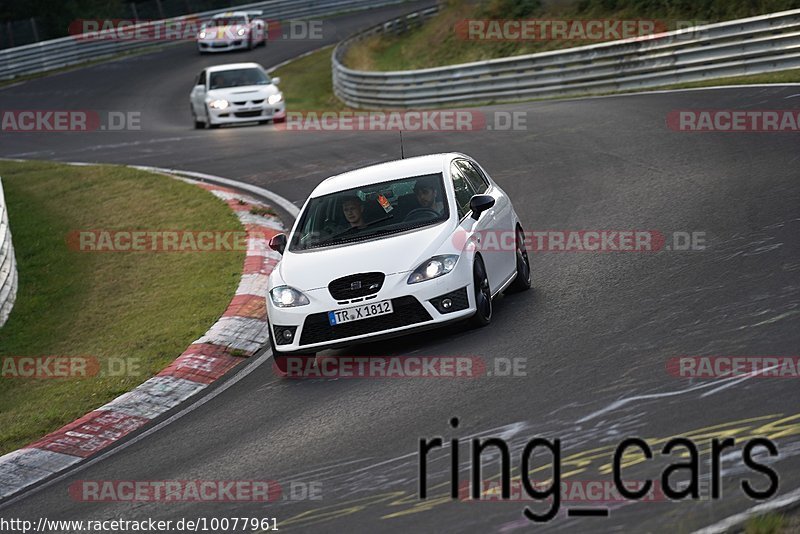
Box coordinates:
[399,130,405,159]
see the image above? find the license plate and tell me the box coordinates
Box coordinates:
[328,300,393,325]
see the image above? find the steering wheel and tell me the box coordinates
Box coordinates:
[403,208,439,222]
[322,221,341,235]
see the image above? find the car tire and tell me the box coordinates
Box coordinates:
[505,226,531,293]
[205,106,219,129]
[191,106,203,129]
[469,256,492,328]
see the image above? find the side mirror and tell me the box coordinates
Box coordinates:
[269,233,287,254]
[469,195,495,220]
[271,76,281,85]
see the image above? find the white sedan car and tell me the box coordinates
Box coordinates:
[189,63,285,128]
[266,153,531,374]
[196,11,267,53]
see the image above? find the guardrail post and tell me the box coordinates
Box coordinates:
[30,18,39,42]
[155,0,166,20]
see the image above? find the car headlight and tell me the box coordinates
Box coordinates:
[407,255,459,284]
[268,93,283,105]
[199,30,207,39]
[270,286,310,307]
[237,28,247,36]
[208,99,229,110]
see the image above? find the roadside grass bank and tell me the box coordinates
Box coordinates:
[343,0,800,71]
[344,0,800,71]
[0,161,244,455]
[273,45,350,112]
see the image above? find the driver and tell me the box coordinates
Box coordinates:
[413,176,444,214]
[212,73,227,90]
[341,195,367,229]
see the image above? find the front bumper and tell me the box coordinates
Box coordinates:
[197,39,249,52]
[208,102,286,125]
[268,271,475,354]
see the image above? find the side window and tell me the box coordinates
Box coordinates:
[457,160,489,194]
[450,162,478,220]
[197,70,206,87]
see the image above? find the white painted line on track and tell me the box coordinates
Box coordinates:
[693,486,800,534]
[577,365,781,423]
[129,165,301,218]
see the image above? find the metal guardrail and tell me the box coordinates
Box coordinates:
[0,177,18,329]
[332,8,800,108]
[0,0,409,80]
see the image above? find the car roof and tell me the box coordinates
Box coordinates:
[311,153,467,197]
[206,63,264,74]
[212,12,249,18]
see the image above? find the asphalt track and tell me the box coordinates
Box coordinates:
[1,2,800,532]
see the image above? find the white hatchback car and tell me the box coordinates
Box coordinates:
[266,153,531,373]
[189,63,285,128]
[196,11,267,53]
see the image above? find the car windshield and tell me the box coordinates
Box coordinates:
[208,17,246,26]
[209,68,269,90]
[289,173,450,251]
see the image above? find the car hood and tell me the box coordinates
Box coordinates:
[200,25,248,39]
[275,222,456,291]
[206,85,279,100]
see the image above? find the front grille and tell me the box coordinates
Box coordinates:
[252,99,265,104]
[299,296,431,346]
[234,110,263,118]
[328,272,385,300]
[233,101,247,105]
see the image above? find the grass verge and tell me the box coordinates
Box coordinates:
[0,161,244,455]
[272,45,350,111]
[343,0,800,71]
[745,512,787,534]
